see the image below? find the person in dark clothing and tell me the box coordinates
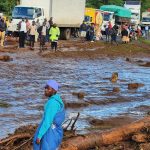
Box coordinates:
[49,17,53,29]
[110,25,118,45]
[37,22,47,52]
[86,23,91,41]
[79,21,87,42]
[89,23,95,42]
[105,26,110,42]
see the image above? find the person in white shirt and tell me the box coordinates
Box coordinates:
[29,21,37,50]
[19,18,27,48]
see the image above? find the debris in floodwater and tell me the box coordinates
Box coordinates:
[128,83,144,90]
[0,102,12,108]
[110,72,118,82]
[72,92,85,99]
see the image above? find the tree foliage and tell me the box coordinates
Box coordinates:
[0,0,17,15]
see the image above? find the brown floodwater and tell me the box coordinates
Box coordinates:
[0,49,150,138]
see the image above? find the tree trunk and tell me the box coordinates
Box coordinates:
[60,116,150,150]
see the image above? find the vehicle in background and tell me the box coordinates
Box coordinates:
[124,0,141,25]
[141,12,150,27]
[84,8,103,26]
[100,5,131,34]
[100,11,115,33]
[10,0,86,39]
[84,8,96,24]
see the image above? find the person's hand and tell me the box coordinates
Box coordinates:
[36,138,41,144]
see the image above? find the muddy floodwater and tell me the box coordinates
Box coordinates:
[0,50,150,138]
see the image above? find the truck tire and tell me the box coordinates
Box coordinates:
[74,29,80,38]
[63,28,71,40]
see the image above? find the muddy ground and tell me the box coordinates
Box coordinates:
[1,37,150,59]
[0,37,150,149]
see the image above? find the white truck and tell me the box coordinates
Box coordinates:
[11,0,86,39]
[100,11,115,34]
[0,12,3,17]
[141,12,150,27]
[124,0,141,25]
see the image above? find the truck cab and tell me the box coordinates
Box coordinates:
[84,8,96,24]
[101,11,115,33]
[11,5,45,31]
[141,12,150,27]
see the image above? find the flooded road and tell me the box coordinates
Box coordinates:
[0,50,150,138]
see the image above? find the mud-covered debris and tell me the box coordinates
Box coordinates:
[139,143,150,150]
[72,92,85,99]
[140,62,150,67]
[110,72,118,82]
[0,55,13,62]
[126,57,130,61]
[132,133,148,143]
[128,83,144,90]
[113,87,120,93]
[64,102,89,108]
[136,60,144,63]
[89,119,104,126]
[0,102,12,108]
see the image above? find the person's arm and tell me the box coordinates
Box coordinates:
[37,99,60,140]
[57,27,60,37]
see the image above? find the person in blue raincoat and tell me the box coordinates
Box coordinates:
[33,80,65,150]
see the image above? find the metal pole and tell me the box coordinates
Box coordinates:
[50,0,53,18]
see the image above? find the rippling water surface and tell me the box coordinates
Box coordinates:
[0,51,150,138]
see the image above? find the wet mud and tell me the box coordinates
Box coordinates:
[0,38,150,149]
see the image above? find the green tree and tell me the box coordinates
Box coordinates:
[141,0,150,12]
[86,0,123,8]
[0,0,17,15]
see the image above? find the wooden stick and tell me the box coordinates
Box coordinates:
[12,137,33,150]
[71,112,80,131]
[60,116,150,150]
[0,133,31,145]
[64,119,73,131]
